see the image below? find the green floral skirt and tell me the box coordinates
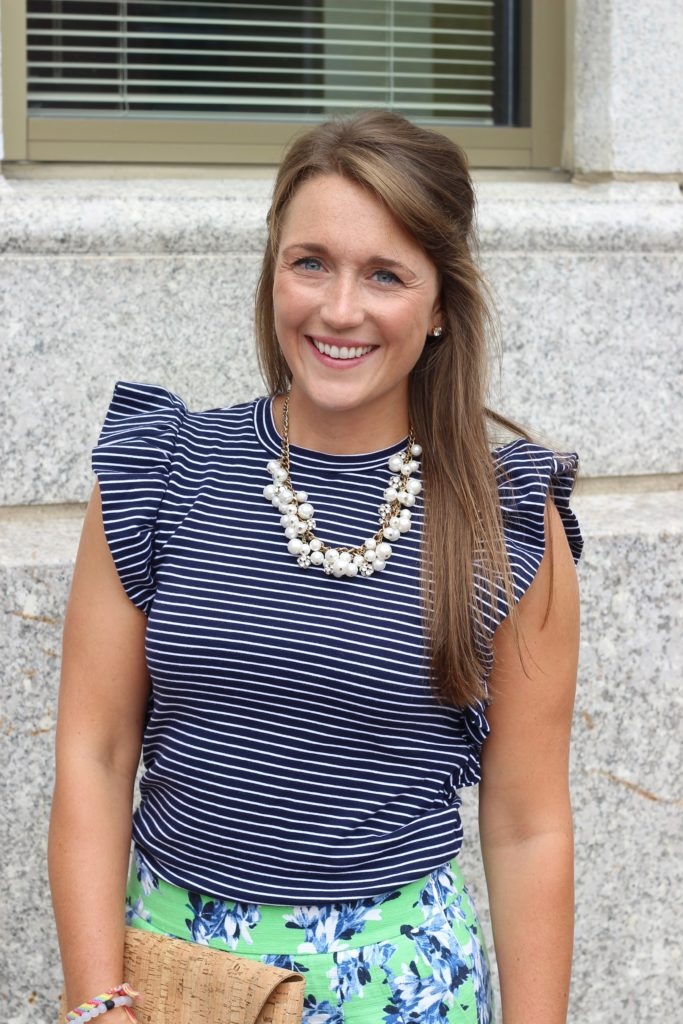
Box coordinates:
[126,848,492,1023]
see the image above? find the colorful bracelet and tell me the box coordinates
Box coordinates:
[65,983,139,1023]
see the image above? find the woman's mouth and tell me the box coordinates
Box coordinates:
[310,337,376,361]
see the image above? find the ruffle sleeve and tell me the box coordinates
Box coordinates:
[92,381,188,613]
[487,438,583,631]
[463,439,583,760]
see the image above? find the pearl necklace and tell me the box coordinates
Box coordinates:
[263,397,422,577]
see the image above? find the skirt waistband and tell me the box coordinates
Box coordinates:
[126,847,472,956]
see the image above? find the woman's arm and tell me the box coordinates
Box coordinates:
[49,485,150,1019]
[479,500,580,1024]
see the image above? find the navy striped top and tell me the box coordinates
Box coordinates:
[93,381,582,904]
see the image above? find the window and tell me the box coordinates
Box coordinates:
[2,1,565,167]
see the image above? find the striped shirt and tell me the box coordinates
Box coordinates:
[93,381,582,904]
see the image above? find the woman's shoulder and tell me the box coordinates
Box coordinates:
[99,380,259,427]
[92,380,264,489]
[492,438,579,509]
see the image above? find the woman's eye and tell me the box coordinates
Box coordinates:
[294,256,324,272]
[372,268,401,285]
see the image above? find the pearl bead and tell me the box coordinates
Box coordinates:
[332,566,345,578]
[384,486,398,502]
[295,491,308,502]
[411,443,422,456]
[325,549,337,563]
[298,502,315,520]
[296,521,308,536]
[382,527,399,542]
[267,460,280,475]
[376,542,392,560]
[400,463,411,475]
[406,479,422,495]
[345,563,359,577]
[403,493,416,507]
[398,519,411,533]
[309,538,322,551]
[364,549,376,562]
[373,557,386,571]
[284,525,298,540]
[353,554,365,566]
[263,484,276,500]
[338,551,351,564]
[388,454,404,473]
[279,487,293,503]
[274,467,288,483]
[310,550,324,565]
[287,538,304,555]
[408,460,419,474]
[365,537,377,550]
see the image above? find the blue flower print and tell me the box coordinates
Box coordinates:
[416,862,461,918]
[328,941,397,1003]
[185,892,261,948]
[134,847,159,896]
[285,890,400,953]
[301,994,344,1024]
[460,925,493,1024]
[384,957,450,1024]
[125,896,151,926]
[383,917,471,1024]
[262,954,310,975]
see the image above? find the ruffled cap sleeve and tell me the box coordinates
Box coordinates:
[494,438,582,617]
[92,381,188,613]
[462,439,582,760]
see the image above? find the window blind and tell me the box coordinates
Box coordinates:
[26,0,518,125]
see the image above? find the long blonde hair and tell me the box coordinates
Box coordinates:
[255,111,518,707]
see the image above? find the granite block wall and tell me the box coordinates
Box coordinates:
[572,0,683,173]
[1,2,682,1022]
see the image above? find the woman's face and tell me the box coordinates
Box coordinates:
[272,173,441,440]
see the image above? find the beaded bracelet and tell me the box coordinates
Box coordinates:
[65,983,139,1023]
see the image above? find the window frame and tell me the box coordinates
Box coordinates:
[1,0,565,169]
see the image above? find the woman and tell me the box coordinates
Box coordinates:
[49,111,582,1024]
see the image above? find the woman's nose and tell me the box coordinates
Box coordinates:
[320,275,364,329]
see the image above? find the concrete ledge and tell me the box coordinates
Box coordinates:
[0,178,681,255]
[1,488,681,1023]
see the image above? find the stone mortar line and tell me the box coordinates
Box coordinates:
[575,473,683,494]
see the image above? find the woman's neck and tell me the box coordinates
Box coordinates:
[273,392,411,455]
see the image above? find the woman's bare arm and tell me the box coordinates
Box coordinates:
[479,501,580,1024]
[49,485,150,1017]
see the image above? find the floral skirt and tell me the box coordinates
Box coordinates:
[126,847,493,1024]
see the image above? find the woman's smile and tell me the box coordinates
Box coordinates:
[308,335,377,363]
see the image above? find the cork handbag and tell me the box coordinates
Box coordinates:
[59,926,305,1024]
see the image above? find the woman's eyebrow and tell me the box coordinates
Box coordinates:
[281,243,415,275]
[281,242,329,256]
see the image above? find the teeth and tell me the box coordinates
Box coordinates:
[312,339,373,360]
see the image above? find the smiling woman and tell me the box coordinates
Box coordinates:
[271,174,442,451]
[49,111,582,1024]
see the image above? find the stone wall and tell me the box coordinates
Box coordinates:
[1,2,681,1022]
